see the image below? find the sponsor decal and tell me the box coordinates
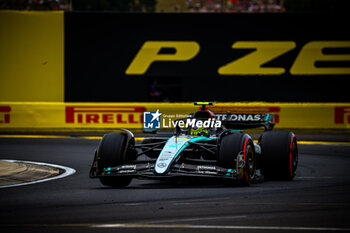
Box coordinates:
[197,166,217,171]
[335,107,350,124]
[119,170,136,174]
[126,41,350,76]
[120,165,136,170]
[0,106,11,124]
[208,106,280,123]
[198,171,218,175]
[65,106,145,124]
[216,113,263,122]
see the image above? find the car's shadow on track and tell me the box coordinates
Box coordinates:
[93,179,252,190]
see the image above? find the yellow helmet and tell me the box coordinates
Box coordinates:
[190,126,208,136]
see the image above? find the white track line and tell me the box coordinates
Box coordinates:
[0,159,76,189]
[91,223,350,231]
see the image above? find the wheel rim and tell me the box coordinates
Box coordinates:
[290,142,298,177]
[246,146,256,180]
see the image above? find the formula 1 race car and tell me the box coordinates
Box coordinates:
[89,102,298,187]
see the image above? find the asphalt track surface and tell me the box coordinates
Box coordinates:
[1,136,350,233]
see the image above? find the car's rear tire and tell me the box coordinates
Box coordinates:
[219,133,256,185]
[97,133,132,187]
[260,131,298,180]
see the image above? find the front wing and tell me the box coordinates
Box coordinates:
[89,160,242,180]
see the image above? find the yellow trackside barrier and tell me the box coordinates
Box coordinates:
[0,102,349,132]
[0,11,64,102]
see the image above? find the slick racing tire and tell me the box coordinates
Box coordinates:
[260,131,298,180]
[97,133,132,187]
[219,133,256,185]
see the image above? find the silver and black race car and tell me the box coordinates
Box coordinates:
[89,102,298,187]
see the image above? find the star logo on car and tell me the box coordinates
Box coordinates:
[157,163,167,168]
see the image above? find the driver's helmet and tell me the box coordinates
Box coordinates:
[190,126,208,136]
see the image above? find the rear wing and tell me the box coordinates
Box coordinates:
[194,102,213,110]
[215,113,275,131]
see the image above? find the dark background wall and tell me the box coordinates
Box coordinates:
[64,13,350,102]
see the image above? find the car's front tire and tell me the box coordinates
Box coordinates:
[97,133,132,187]
[218,133,256,185]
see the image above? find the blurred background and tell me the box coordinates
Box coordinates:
[1,4,350,233]
[1,0,350,13]
[0,0,349,131]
